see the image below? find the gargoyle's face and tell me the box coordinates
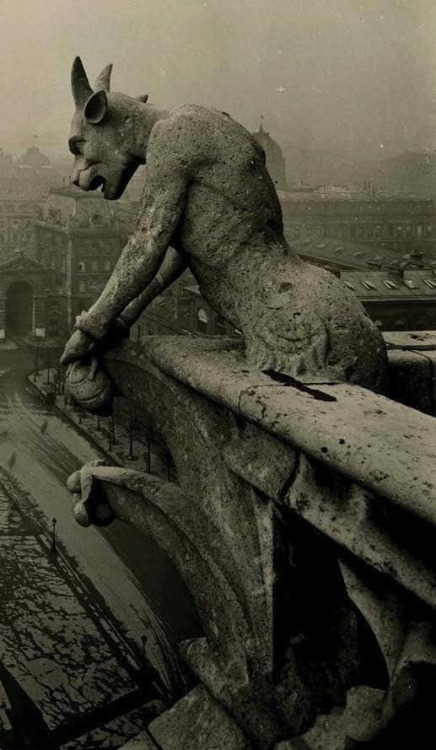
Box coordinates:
[69,58,144,201]
[69,107,139,201]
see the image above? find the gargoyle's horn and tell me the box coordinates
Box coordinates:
[71,56,93,108]
[94,64,113,93]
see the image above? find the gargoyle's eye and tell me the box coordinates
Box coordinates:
[69,138,85,156]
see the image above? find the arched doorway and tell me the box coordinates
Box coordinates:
[5,282,33,337]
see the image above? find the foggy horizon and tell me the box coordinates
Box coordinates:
[0,0,435,163]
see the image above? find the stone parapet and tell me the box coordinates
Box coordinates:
[384,330,436,415]
[73,335,436,749]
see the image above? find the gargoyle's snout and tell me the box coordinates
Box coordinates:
[71,168,80,188]
[71,166,105,193]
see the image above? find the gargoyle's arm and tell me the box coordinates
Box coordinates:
[118,245,187,328]
[76,121,193,341]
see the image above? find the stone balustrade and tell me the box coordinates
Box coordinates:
[69,334,436,750]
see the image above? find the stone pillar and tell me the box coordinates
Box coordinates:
[0,296,5,340]
[33,295,46,338]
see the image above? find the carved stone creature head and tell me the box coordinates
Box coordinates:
[69,57,150,200]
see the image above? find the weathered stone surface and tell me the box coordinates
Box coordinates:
[383,331,436,415]
[148,686,252,749]
[67,334,436,748]
[66,358,113,415]
[285,455,436,608]
[384,330,436,350]
[142,337,436,525]
[275,708,349,750]
[118,732,156,749]
[62,58,387,394]
[222,419,296,501]
[386,349,433,414]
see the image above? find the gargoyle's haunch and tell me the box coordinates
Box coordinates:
[61,57,386,391]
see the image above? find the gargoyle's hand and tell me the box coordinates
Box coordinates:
[67,460,115,527]
[60,329,95,365]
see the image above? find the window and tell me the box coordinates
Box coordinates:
[383,279,398,290]
[403,279,417,289]
[343,281,355,290]
[104,259,111,272]
[361,279,377,290]
[91,259,98,272]
[79,281,86,293]
[424,279,436,289]
[78,260,86,272]
[197,307,209,333]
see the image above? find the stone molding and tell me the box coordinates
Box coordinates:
[69,336,436,749]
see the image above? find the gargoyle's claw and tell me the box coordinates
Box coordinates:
[60,329,95,365]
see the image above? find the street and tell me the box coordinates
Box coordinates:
[0,350,192,748]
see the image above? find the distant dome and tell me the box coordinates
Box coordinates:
[19,146,52,169]
[252,123,286,189]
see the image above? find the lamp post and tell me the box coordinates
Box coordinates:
[51,517,57,554]
[127,418,135,460]
[145,438,151,473]
[141,635,147,665]
[33,343,39,380]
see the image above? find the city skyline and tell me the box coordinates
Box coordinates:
[0,0,435,160]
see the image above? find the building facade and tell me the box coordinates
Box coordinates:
[0,253,53,340]
[34,187,133,333]
[0,188,134,343]
[280,189,435,256]
[340,268,436,330]
[0,198,42,260]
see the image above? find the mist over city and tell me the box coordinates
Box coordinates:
[1,0,435,160]
[0,2,435,749]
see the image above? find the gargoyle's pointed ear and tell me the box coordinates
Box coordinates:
[136,94,149,103]
[94,64,113,93]
[71,57,93,108]
[84,90,108,124]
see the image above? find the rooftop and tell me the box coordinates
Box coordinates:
[290,237,435,270]
[340,268,436,299]
[278,188,432,204]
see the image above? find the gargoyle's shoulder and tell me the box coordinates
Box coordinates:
[148,105,218,164]
[151,104,224,142]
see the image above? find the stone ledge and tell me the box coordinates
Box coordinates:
[385,330,436,414]
[119,732,156,749]
[106,336,436,528]
[148,685,252,750]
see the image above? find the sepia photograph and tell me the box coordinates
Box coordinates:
[0,1,435,747]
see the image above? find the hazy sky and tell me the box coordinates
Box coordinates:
[1,0,435,158]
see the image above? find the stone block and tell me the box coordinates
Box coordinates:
[148,685,252,749]
[387,349,433,414]
[119,732,156,749]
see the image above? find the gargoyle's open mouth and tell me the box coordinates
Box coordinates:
[89,175,106,192]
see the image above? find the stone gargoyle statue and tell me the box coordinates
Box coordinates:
[61,57,387,392]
